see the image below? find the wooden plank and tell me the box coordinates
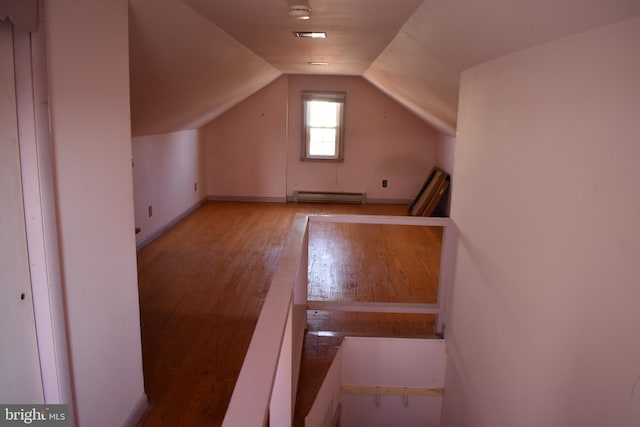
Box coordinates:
[410,168,440,216]
[341,385,444,397]
[307,301,439,314]
[409,167,438,215]
[409,167,448,216]
[422,178,449,217]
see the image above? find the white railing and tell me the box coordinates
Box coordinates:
[222,214,456,427]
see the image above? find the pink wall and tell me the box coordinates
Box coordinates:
[132,129,207,247]
[443,17,640,427]
[44,1,146,425]
[203,74,438,203]
[204,75,288,201]
[287,75,437,203]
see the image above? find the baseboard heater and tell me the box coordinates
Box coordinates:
[293,191,366,204]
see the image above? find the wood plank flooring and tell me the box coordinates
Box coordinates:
[135,201,441,426]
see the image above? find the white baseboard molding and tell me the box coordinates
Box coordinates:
[207,195,287,203]
[122,393,148,427]
[135,197,207,251]
[285,195,412,204]
[293,191,366,204]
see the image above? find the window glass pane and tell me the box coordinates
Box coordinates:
[301,92,345,161]
[308,101,338,127]
[309,128,337,156]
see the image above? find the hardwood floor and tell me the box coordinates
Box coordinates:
[135,201,441,426]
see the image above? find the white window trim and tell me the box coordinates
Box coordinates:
[301,91,346,162]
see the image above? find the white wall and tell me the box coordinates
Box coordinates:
[0,20,43,404]
[305,345,343,427]
[13,13,74,406]
[45,1,146,425]
[434,133,455,177]
[204,75,289,201]
[204,74,437,203]
[341,337,446,427]
[443,17,640,427]
[433,132,455,216]
[305,337,446,427]
[133,129,207,247]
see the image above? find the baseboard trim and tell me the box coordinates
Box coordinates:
[285,195,412,204]
[122,393,148,427]
[135,197,207,251]
[293,191,366,204]
[207,195,287,203]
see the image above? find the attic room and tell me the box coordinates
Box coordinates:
[1,0,640,426]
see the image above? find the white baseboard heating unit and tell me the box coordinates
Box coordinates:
[293,191,366,204]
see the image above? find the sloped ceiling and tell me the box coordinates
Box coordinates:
[129,0,280,136]
[365,0,640,135]
[129,0,640,137]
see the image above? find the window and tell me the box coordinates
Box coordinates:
[302,92,346,161]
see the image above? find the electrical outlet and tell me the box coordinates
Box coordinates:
[194,182,197,192]
[382,179,388,188]
[148,206,153,217]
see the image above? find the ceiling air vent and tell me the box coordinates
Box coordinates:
[293,31,327,39]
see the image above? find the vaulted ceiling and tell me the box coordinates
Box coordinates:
[129,0,640,137]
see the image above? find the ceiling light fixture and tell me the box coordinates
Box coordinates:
[293,31,327,39]
[288,5,311,20]
[309,62,329,66]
